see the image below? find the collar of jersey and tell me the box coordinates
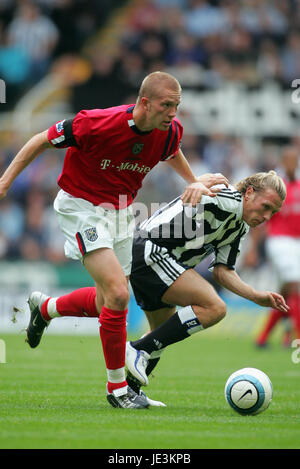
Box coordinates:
[127,105,153,135]
[237,193,244,220]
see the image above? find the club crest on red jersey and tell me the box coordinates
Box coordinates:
[84,227,98,242]
[132,143,144,155]
[56,120,65,133]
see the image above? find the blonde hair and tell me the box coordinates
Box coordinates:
[235,170,286,201]
[138,71,181,101]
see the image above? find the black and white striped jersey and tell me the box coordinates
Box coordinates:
[137,185,249,270]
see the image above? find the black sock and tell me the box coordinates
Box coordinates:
[131,312,192,354]
[126,373,142,394]
[127,358,161,394]
[146,357,160,376]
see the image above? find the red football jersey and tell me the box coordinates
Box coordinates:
[47,105,183,208]
[267,178,300,237]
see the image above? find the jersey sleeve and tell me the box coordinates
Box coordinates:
[47,118,78,148]
[160,119,183,161]
[209,225,249,271]
[47,110,92,149]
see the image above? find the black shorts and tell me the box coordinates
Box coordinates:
[130,236,190,311]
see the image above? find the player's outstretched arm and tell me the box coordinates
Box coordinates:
[250,290,289,313]
[0,130,51,200]
[212,264,289,313]
[165,148,197,184]
[166,149,229,205]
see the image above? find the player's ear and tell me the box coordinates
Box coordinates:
[141,97,150,111]
[245,185,254,200]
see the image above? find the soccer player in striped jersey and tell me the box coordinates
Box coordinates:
[125,171,290,397]
[0,71,228,409]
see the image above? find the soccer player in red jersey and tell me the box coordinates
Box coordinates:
[256,145,300,347]
[0,71,228,408]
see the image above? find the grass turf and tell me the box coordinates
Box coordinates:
[0,332,299,449]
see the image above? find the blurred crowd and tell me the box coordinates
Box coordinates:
[70,0,300,112]
[0,0,299,266]
[0,0,122,107]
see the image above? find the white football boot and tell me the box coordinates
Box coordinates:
[125,341,150,386]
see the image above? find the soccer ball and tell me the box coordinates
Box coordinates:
[224,367,273,415]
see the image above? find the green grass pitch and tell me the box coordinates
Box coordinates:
[0,331,300,449]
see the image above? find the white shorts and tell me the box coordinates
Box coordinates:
[53,190,135,275]
[265,236,300,284]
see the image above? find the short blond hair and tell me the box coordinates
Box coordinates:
[138,71,181,101]
[235,170,286,201]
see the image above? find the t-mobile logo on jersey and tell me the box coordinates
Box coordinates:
[100,158,151,174]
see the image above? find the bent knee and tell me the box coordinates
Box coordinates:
[203,299,226,327]
[212,299,226,323]
[102,283,130,310]
[217,300,227,321]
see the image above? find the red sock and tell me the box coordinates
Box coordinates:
[41,287,98,321]
[41,298,51,321]
[257,309,284,344]
[99,306,128,393]
[107,381,128,393]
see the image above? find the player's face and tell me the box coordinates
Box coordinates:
[242,187,283,227]
[146,88,181,131]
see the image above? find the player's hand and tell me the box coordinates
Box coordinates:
[196,173,229,189]
[181,181,218,205]
[254,291,289,313]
